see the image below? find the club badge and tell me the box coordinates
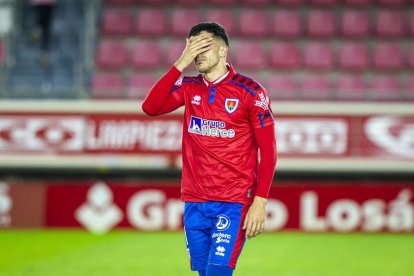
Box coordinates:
[224,98,239,114]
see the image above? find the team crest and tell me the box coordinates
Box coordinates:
[224,98,239,114]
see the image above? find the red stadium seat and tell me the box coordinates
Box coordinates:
[125,73,157,99]
[101,9,133,36]
[0,39,4,65]
[239,10,269,37]
[91,73,123,99]
[105,0,135,5]
[338,42,369,71]
[341,10,370,38]
[242,0,272,5]
[405,77,414,100]
[377,0,406,6]
[166,40,185,66]
[96,40,128,70]
[266,75,297,100]
[303,42,334,70]
[271,10,301,38]
[370,75,402,101]
[135,9,167,36]
[343,0,373,5]
[275,0,306,5]
[171,9,201,36]
[234,42,267,69]
[409,13,414,36]
[309,0,339,5]
[375,10,405,38]
[131,41,162,69]
[175,0,205,4]
[373,43,403,71]
[205,10,237,36]
[208,0,239,5]
[136,0,171,4]
[300,75,332,100]
[306,10,336,38]
[269,42,300,70]
[408,44,414,70]
[336,75,367,101]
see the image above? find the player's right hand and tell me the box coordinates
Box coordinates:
[174,34,213,71]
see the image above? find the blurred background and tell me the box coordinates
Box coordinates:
[0,0,413,274]
[0,0,414,276]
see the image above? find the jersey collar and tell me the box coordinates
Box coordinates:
[202,63,235,87]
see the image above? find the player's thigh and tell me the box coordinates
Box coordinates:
[184,202,211,271]
[208,202,249,269]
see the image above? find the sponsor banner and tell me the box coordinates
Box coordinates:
[361,116,414,159]
[0,113,413,160]
[0,181,45,228]
[44,181,414,233]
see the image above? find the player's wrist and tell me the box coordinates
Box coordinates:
[174,57,191,72]
[253,196,268,204]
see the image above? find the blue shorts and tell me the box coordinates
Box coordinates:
[183,201,249,271]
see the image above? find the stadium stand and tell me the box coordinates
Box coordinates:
[306,10,336,38]
[88,0,414,101]
[239,10,269,37]
[338,42,369,71]
[336,74,367,101]
[4,0,85,98]
[299,74,332,100]
[135,8,167,36]
[269,42,300,70]
[271,9,302,38]
[91,72,123,98]
[4,0,411,101]
[101,8,133,36]
[340,10,370,38]
[90,1,414,101]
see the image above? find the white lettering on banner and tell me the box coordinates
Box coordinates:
[365,116,414,159]
[0,182,12,227]
[0,116,85,151]
[127,190,183,230]
[87,120,182,151]
[264,199,288,231]
[276,119,347,154]
[300,190,414,232]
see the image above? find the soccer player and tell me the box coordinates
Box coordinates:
[142,22,277,276]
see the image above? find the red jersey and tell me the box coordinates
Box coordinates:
[142,64,276,205]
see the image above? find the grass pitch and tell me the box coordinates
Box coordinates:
[1,230,413,276]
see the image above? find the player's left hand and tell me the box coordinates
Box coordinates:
[243,196,267,239]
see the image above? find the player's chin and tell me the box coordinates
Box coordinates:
[195,64,209,73]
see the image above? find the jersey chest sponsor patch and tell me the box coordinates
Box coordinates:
[188,116,235,138]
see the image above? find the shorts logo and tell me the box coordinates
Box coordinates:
[225,98,239,114]
[188,116,235,138]
[216,214,231,231]
[215,246,226,257]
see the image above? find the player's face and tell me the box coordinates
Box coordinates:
[193,31,226,74]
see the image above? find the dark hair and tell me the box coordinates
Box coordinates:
[188,22,229,46]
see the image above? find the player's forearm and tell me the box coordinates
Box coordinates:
[254,125,277,198]
[141,66,182,116]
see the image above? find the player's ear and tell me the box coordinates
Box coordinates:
[219,45,228,59]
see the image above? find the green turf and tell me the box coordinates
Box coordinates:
[0,230,413,276]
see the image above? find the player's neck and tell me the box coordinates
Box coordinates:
[203,63,228,83]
